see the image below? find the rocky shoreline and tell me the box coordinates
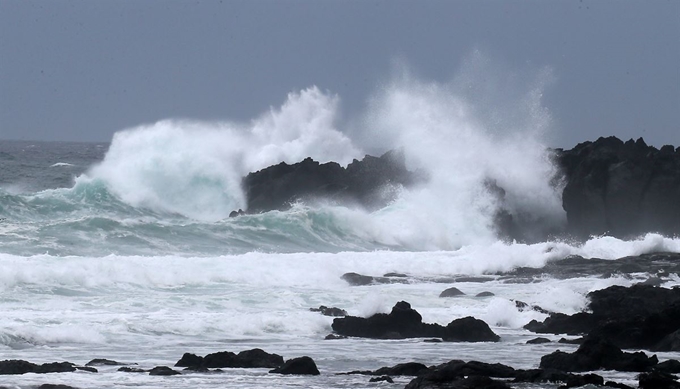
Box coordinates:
[3,253,678,389]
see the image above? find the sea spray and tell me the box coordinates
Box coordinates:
[84,87,361,221]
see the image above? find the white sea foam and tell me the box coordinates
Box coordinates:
[83,87,361,221]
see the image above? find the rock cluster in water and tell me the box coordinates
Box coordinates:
[331,301,500,342]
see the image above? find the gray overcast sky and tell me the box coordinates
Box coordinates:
[1,0,678,148]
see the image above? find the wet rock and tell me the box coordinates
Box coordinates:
[0,360,77,375]
[540,336,658,372]
[332,301,499,342]
[370,375,394,383]
[269,356,320,375]
[439,287,465,297]
[476,291,495,297]
[638,371,680,389]
[341,272,375,286]
[310,305,348,317]
[175,348,284,369]
[526,284,680,351]
[118,367,146,373]
[324,334,347,340]
[373,362,429,376]
[558,337,584,345]
[404,360,514,389]
[527,337,551,344]
[149,366,181,376]
[38,385,79,389]
[442,317,500,342]
[341,272,408,286]
[85,358,126,366]
[175,353,204,367]
[604,381,635,389]
[656,360,680,374]
[513,300,551,315]
[384,272,408,277]
[75,366,97,373]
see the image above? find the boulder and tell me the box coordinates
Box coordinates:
[148,366,181,376]
[404,360,514,389]
[369,376,394,383]
[331,301,499,342]
[310,305,347,317]
[85,359,126,366]
[269,356,320,375]
[539,336,658,372]
[439,287,465,297]
[638,371,680,389]
[527,337,551,344]
[175,348,283,369]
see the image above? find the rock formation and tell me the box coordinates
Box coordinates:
[554,136,680,239]
[241,149,424,213]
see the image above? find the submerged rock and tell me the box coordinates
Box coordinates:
[310,305,347,317]
[148,366,181,376]
[439,287,465,297]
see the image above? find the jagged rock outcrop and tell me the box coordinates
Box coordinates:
[524,284,680,351]
[242,149,424,213]
[554,136,680,238]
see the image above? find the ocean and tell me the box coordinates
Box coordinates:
[1,108,679,388]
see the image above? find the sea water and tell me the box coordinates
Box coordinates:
[1,75,679,388]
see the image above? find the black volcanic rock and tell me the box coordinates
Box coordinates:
[269,356,320,375]
[242,149,424,213]
[310,305,347,317]
[439,287,465,297]
[524,284,680,351]
[331,301,499,341]
[554,136,680,238]
[175,348,284,369]
[0,360,76,375]
[404,360,515,389]
[540,336,658,372]
[148,366,181,376]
